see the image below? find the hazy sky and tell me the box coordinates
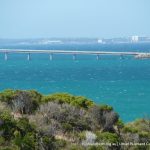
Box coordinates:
[0,0,150,38]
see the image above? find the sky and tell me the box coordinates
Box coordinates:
[0,0,150,39]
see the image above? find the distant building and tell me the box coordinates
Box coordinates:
[138,36,150,42]
[111,37,130,43]
[97,39,103,43]
[131,36,139,43]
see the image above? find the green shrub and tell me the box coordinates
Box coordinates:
[55,139,66,148]
[87,146,104,150]
[0,89,15,105]
[0,90,42,114]
[42,93,74,104]
[16,118,36,136]
[0,145,20,150]
[41,135,56,150]
[76,132,86,141]
[13,118,37,150]
[66,144,84,150]
[42,93,94,109]
[96,132,120,143]
[122,126,138,133]
[99,104,113,111]
[62,123,73,132]
[14,131,36,150]
[116,119,124,128]
[0,111,16,140]
[71,96,94,108]
[139,131,149,139]
[28,90,42,103]
[0,137,5,145]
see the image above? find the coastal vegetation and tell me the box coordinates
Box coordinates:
[0,89,150,150]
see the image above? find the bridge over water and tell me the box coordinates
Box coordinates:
[0,49,150,60]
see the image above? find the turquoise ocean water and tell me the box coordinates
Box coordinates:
[0,43,150,122]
